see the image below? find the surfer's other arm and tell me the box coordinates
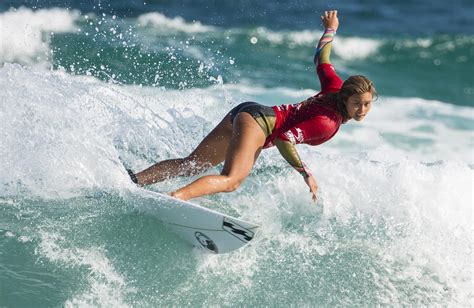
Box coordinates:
[274,138,318,201]
[314,10,339,65]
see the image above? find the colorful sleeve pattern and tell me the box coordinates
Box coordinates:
[313,28,336,65]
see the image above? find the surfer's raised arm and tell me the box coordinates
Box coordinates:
[314,10,339,65]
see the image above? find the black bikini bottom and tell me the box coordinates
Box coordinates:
[228,101,276,137]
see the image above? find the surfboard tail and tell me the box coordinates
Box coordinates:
[167,216,259,254]
[133,188,260,253]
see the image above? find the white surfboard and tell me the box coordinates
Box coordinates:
[132,188,260,254]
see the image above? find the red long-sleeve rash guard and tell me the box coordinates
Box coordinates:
[264,63,344,149]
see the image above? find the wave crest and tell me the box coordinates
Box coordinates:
[138,12,215,33]
[0,7,79,66]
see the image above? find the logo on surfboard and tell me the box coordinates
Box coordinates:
[194,232,218,253]
[222,217,254,243]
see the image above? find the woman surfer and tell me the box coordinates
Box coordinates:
[127,10,377,202]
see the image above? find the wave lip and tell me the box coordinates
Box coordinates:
[138,12,215,33]
[0,7,79,66]
[335,37,382,60]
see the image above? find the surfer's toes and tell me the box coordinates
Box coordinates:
[170,191,186,201]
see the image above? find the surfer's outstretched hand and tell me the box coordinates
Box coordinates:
[304,175,319,202]
[321,10,339,31]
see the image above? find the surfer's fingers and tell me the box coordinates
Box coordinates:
[309,189,317,202]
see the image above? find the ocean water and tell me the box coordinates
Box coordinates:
[1,1,473,306]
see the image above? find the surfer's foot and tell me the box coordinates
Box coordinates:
[170,191,187,201]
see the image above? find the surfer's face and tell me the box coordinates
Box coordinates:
[345,92,373,121]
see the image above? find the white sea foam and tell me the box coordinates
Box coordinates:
[253,27,318,45]
[37,231,131,307]
[138,12,215,33]
[0,7,79,66]
[164,152,472,304]
[0,64,129,198]
[332,96,474,164]
[334,36,382,60]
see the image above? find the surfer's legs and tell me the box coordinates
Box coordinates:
[171,112,266,201]
[135,115,233,185]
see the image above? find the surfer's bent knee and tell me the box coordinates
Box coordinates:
[224,181,241,193]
